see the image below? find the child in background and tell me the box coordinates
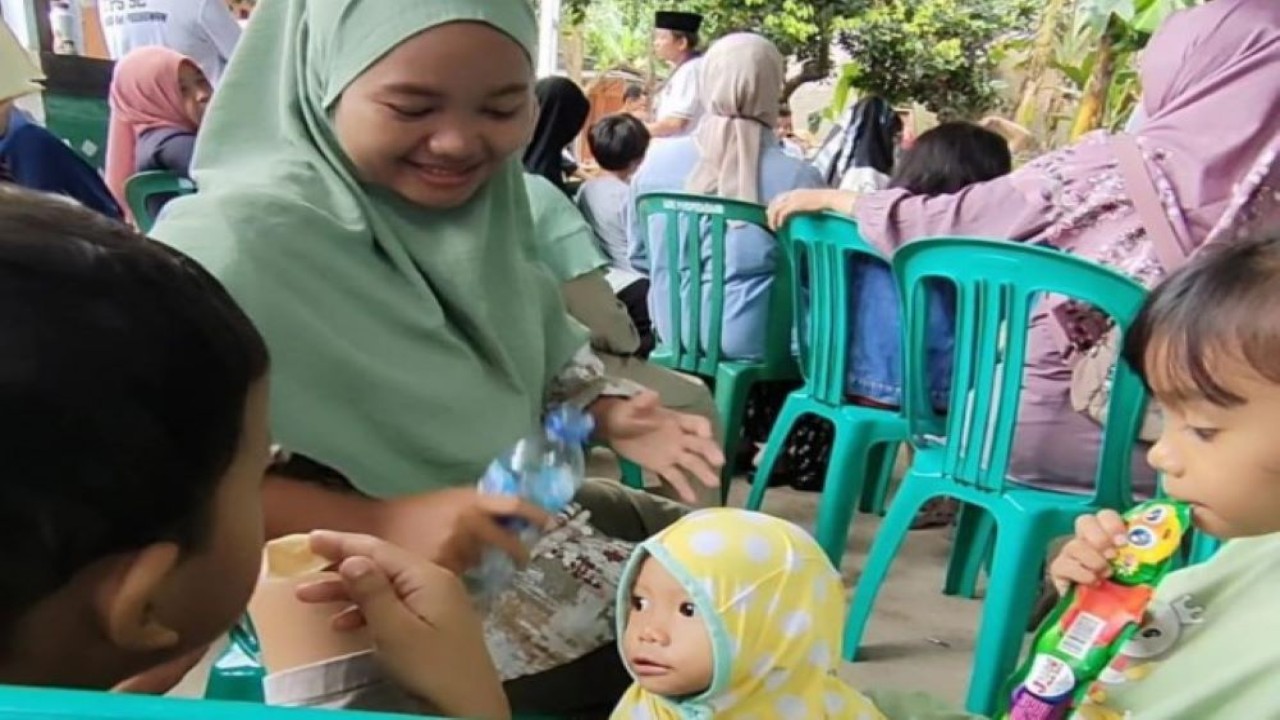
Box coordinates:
[578,113,655,355]
[1046,232,1280,718]
[611,508,885,719]
[0,186,507,719]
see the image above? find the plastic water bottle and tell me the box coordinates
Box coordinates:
[473,406,594,605]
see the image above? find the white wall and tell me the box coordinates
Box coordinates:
[0,0,33,48]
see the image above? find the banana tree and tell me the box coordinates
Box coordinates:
[1066,0,1200,139]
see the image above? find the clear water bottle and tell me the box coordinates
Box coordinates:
[473,406,594,606]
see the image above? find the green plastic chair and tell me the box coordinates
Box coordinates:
[124,170,197,233]
[744,212,906,566]
[843,238,1151,716]
[43,94,111,171]
[636,193,800,503]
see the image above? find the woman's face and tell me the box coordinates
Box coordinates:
[333,22,535,210]
[177,61,213,125]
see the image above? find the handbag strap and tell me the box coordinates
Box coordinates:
[1114,135,1187,272]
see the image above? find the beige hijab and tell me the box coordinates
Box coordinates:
[685,33,784,203]
[0,19,42,104]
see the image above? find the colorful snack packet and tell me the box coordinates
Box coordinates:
[1000,500,1193,719]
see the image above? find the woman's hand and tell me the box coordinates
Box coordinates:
[376,488,551,574]
[767,188,856,230]
[297,532,510,720]
[1047,510,1130,595]
[592,390,724,503]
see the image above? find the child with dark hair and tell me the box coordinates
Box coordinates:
[0,186,506,718]
[768,123,1013,504]
[579,113,655,355]
[1039,231,1280,717]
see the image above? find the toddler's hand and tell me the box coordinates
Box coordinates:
[1048,510,1130,595]
[296,531,510,720]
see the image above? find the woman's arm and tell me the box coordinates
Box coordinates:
[262,474,381,540]
[560,269,641,356]
[770,174,1053,256]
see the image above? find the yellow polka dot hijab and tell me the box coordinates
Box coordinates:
[611,509,885,719]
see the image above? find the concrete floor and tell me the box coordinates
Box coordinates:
[730,483,979,706]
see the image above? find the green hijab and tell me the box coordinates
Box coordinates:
[153,0,585,497]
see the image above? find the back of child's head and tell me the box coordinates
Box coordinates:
[588,113,651,173]
[0,186,269,672]
[1124,231,1280,405]
[890,121,1013,196]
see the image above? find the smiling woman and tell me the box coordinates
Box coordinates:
[332,24,536,209]
[149,0,722,715]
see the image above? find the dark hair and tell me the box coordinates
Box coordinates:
[589,114,651,172]
[0,187,269,648]
[889,122,1013,196]
[1123,232,1280,407]
[623,84,648,103]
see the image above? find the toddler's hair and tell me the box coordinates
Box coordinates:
[1124,231,1280,405]
[589,114,651,172]
[890,121,1013,196]
[0,186,268,649]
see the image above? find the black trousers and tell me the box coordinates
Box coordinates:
[616,278,655,359]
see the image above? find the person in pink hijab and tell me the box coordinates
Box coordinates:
[105,46,212,220]
[769,0,1280,494]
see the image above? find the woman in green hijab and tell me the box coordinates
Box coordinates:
[152,0,722,713]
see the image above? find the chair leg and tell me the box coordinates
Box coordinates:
[713,373,756,506]
[964,513,1051,717]
[842,477,933,661]
[859,441,898,516]
[813,422,874,568]
[744,396,808,512]
[945,504,994,598]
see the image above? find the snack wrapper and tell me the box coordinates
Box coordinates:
[1000,500,1193,719]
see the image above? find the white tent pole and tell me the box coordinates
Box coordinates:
[537,0,561,76]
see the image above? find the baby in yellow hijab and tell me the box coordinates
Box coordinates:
[612,508,886,719]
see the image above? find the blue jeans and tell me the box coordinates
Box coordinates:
[843,257,954,408]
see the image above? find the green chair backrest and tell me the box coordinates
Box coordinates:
[779,211,884,407]
[893,238,1149,508]
[124,170,197,233]
[0,685,440,719]
[42,94,111,171]
[635,192,792,376]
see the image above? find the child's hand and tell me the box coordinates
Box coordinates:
[1048,510,1130,595]
[297,531,511,720]
[767,189,854,229]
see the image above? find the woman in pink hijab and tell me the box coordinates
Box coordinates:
[105,46,212,220]
[770,0,1280,492]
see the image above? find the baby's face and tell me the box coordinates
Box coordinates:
[622,557,713,697]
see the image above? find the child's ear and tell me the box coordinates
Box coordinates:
[94,542,184,653]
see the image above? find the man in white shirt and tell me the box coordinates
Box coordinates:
[647,11,703,139]
[98,0,241,86]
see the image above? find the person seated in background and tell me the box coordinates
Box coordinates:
[629,32,824,363]
[0,186,508,719]
[524,76,590,196]
[621,83,650,119]
[775,105,805,159]
[0,20,121,220]
[578,113,654,355]
[106,46,212,222]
